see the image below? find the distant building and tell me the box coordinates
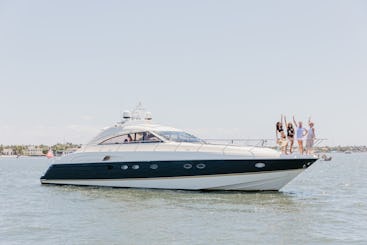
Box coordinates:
[2,148,14,155]
[23,145,44,156]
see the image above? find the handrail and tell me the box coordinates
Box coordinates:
[204,138,328,154]
[204,138,327,146]
[82,138,328,155]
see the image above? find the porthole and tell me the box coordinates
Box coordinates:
[196,163,206,169]
[183,163,192,169]
[255,163,265,168]
[150,164,158,170]
[132,165,140,170]
[121,165,128,170]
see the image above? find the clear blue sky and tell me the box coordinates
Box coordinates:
[0,0,366,146]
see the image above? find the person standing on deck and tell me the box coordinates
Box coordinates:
[293,116,308,154]
[306,118,316,155]
[275,115,289,154]
[283,116,295,154]
[275,115,284,141]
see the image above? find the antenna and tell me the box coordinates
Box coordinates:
[120,102,153,123]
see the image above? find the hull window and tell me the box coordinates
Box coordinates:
[121,165,128,170]
[196,163,206,169]
[132,165,140,170]
[255,163,266,168]
[150,164,158,170]
[183,163,192,169]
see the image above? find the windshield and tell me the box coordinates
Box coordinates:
[155,131,204,143]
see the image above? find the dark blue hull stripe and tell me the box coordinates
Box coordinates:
[41,158,317,180]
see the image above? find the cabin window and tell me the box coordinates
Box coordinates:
[100,135,131,144]
[155,131,204,143]
[134,132,161,143]
[100,132,162,145]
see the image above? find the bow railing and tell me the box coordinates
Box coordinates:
[203,138,327,151]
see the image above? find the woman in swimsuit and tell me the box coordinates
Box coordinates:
[275,115,284,141]
[293,116,308,154]
[283,116,295,154]
[276,115,288,153]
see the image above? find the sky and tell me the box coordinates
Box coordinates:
[0,0,366,146]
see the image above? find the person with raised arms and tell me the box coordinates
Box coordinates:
[283,116,295,154]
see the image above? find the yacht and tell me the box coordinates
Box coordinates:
[40,106,318,191]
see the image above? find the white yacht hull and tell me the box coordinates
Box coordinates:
[41,169,303,191]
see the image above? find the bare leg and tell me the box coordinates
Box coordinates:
[297,140,303,154]
[290,139,294,153]
[289,138,294,153]
[306,140,314,155]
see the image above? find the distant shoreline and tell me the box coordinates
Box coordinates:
[0,143,81,157]
[313,146,367,153]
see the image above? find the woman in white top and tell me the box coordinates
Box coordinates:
[306,119,316,155]
[293,116,308,154]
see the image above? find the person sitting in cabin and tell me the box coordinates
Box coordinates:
[142,132,148,142]
[124,134,133,143]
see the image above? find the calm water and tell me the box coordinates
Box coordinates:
[1,153,366,245]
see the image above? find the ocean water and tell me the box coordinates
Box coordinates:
[0,153,366,245]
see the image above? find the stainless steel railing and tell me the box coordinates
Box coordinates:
[79,138,327,154]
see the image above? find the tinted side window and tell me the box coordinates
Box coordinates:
[100,135,130,144]
[142,132,161,142]
[135,132,161,143]
[100,132,161,145]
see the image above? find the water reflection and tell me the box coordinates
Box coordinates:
[43,184,302,215]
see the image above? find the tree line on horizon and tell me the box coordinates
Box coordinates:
[0,143,82,155]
